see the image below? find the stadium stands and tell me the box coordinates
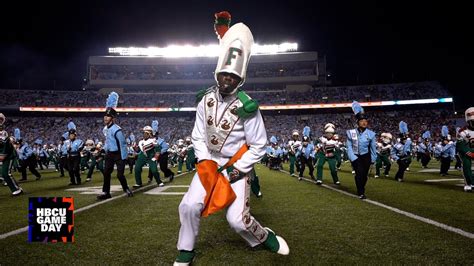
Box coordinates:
[0,81,451,108]
[4,108,459,146]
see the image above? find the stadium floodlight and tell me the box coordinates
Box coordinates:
[439,98,453,103]
[252,42,298,54]
[108,43,298,57]
[396,99,440,105]
[381,101,397,106]
[109,45,220,58]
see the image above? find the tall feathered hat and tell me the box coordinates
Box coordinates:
[14,128,21,143]
[0,113,5,131]
[291,129,299,136]
[151,120,159,136]
[61,132,69,141]
[302,126,311,142]
[270,136,278,144]
[129,133,136,143]
[215,22,254,91]
[352,101,368,122]
[399,121,408,139]
[105,91,119,117]
[214,11,231,40]
[422,130,431,140]
[68,121,77,135]
[441,125,450,140]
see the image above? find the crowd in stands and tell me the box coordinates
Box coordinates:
[264,109,458,142]
[0,81,451,108]
[4,108,459,147]
[4,116,194,146]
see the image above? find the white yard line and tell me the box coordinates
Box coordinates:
[280,170,474,239]
[423,178,464,182]
[0,172,190,240]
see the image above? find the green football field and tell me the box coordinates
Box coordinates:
[0,160,473,265]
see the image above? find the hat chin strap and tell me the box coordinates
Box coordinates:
[218,86,239,96]
[468,120,474,129]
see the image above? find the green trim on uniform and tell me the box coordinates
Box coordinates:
[236,90,259,119]
[175,250,195,264]
[456,139,473,185]
[134,145,162,185]
[289,155,296,175]
[316,151,339,183]
[375,154,391,176]
[196,87,215,104]
[186,147,196,171]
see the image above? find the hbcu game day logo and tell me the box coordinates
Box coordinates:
[28,197,74,242]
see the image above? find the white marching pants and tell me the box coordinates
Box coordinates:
[177,171,269,251]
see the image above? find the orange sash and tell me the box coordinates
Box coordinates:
[198,145,248,217]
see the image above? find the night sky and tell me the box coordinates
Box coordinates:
[1,0,472,108]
